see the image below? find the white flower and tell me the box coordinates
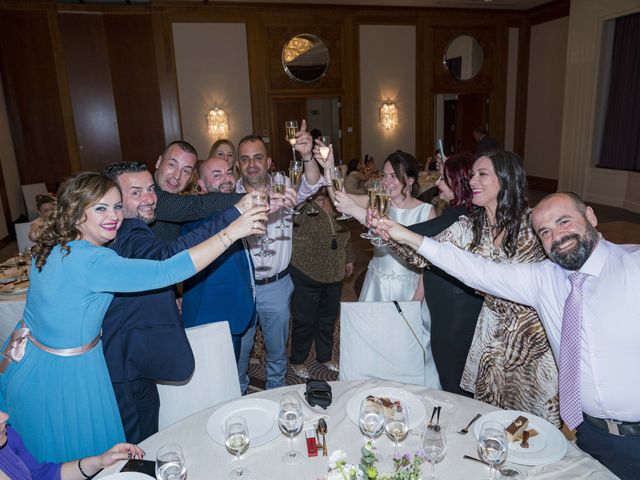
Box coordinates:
[328,449,348,469]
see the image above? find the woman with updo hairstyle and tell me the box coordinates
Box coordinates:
[28,194,56,242]
[379,150,560,425]
[0,171,267,463]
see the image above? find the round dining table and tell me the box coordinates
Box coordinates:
[97,379,617,479]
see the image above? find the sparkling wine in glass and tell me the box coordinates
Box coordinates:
[252,190,272,258]
[330,167,352,221]
[385,404,409,457]
[155,444,187,480]
[478,421,508,480]
[361,186,379,240]
[422,425,447,479]
[319,136,331,160]
[285,120,298,163]
[288,161,303,216]
[279,394,304,465]
[225,416,250,479]
[272,171,289,230]
[371,188,390,247]
[359,397,385,462]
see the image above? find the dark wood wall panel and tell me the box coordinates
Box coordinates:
[58,12,122,172]
[104,13,165,166]
[0,9,70,186]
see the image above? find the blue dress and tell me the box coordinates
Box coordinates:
[0,240,195,463]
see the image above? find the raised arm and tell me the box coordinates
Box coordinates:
[154,188,244,223]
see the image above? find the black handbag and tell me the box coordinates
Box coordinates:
[304,378,332,409]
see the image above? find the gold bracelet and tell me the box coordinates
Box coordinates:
[217,232,230,249]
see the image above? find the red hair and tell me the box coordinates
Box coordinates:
[442,152,474,209]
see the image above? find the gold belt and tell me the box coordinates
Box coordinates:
[0,321,100,373]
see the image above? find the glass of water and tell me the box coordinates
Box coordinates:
[278,394,304,465]
[359,397,385,461]
[155,444,187,480]
[478,421,508,480]
[225,416,250,478]
[421,425,447,479]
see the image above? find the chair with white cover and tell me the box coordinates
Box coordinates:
[21,183,48,221]
[14,222,35,253]
[157,321,241,430]
[339,300,441,388]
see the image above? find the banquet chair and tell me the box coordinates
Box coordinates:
[14,222,35,253]
[339,300,436,387]
[157,321,241,430]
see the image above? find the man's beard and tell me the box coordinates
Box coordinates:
[548,225,598,270]
[138,211,156,225]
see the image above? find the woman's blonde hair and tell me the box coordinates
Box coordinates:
[33,172,120,271]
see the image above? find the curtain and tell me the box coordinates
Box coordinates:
[598,12,640,171]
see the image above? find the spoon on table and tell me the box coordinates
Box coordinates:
[318,418,328,457]
[462,455,521,477]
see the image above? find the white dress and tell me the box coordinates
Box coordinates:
[359,202,441,389]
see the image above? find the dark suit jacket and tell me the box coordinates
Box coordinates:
[103,206,240,384]
[180,219,255,336]
[151,188,244,240]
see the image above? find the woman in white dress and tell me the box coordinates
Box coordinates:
[330,150,440,388]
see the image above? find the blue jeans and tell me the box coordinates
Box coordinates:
[237,275,294,392]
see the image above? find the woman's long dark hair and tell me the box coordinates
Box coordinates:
[470,150,528,258]
[385,150,420,199]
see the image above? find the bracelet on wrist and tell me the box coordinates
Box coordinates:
[222,231,234,245]
[217,232,230,249]
[78,459,92,479]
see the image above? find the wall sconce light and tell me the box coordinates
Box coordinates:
[206,107,229,137]
[379,99,398,130]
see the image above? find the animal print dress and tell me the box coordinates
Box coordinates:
[436,214,560,426]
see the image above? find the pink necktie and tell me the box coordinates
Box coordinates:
[559,272,588,430]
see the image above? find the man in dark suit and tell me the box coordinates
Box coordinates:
[473,127,498,155]
[181,156,255,362]
[102,161,251,443]
[151,140,244,240]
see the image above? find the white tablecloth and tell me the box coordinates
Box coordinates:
[98,379,617,479]
[0,294,25,344]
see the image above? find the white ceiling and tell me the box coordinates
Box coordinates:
[68,0,556,11]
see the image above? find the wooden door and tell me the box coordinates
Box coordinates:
[443,99,457,156]
[456,93,489,153]
[272,98,306,172]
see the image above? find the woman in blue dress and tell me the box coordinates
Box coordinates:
[0,172,267,463]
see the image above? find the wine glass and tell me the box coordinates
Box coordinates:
[272,171,289,230]
[359,397,385,461]
[371,186,390,247]
[330,167,352,220]
[225,416,250,479]
[361,181,380,240]
[288,160,303,215]
[319,136,331,161]
[478,421,508,480]
[278,394,304,465]
[385,403,409,457]
[285,120,298,163]
[421,425,447,479]
[155,444,187,480]
[252,190,272,258]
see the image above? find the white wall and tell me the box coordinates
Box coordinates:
[359,25,415,167]
[523,17,569,180]
[0,72,23,236]
[559,0,640,212]
[172,23,253,159]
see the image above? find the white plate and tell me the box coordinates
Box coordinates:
[207,398,280,447]
[473,410,568,466]
[346,387,426,430]
[102,473,152,479]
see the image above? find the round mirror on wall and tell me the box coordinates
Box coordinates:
[443,35,484,81]
[282,34,330,83]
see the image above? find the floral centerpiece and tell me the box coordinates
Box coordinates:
[325,442,426,480]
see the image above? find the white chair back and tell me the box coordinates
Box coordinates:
[157,321,241,430]
[14,222,35,253]
[339,300,441,388]
[21,183,48,221]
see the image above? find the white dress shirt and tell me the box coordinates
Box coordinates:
[417,236,640,422]
[236,175,321,280]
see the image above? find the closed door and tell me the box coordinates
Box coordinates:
[456,93,489,153]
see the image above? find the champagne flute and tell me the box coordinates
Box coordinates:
[319,135,331,161]
[225,416,250,479]
[272,171,289,230]
[359,397,385,461]
[478,421,508,480]
[330,167,352,220]
[385,403,409,457]
[285,120,298,164]
[278,394,304,465]
[155,444,187,480]
[361,181,380,240]
[422,425,447,479]
[288,160,303,215]
[252,190,272,258]
[371,187,390,247]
